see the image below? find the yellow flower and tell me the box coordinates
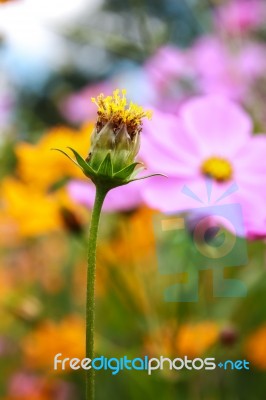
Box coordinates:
[245,325,266,369]
[0,124,91,240]
[0,178,86,238]
[15,124,93,190]
[0,177,61,237]
[22,315,85,370]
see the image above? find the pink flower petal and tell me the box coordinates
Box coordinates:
[141,176,216,213]
[234,135,266,183]
[68,180,144,212]
[141,109,199,176]
[180,96,252,157]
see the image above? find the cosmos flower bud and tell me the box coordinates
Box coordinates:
[54,89,160,191]
[88,89,151,172]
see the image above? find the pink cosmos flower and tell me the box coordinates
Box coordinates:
[144,45,198,113]
[8,373,75,400]
[68,179,144,212]
[190,36,266,101]
[145,45,191,91]
[140,96,266,238]
[215,0,265,35]
[143,38,266,112]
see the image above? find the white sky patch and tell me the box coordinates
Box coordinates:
[0,0,103,85]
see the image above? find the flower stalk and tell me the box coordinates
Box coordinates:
[86,186,107,400]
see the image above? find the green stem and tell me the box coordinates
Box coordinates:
[86,186,108,400]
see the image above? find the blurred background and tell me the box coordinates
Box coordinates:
[0,0,266,399]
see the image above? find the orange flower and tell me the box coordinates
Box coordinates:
[22,316,85,371]
[15,124,93,190]
[145,320,219,358]
[99,207,156,266]
[176,322,219,358]
[245,325,266,369]
[144,321,178,358]
[1,397,47,400]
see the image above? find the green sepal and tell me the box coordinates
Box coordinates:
[130,165,146,179]
[67,147,95,177]
[113,162,142,180]
[52,147,166,191]
[52,147,97,180]
[52,148,80,168]
[97,152,113,177]
[127,173,167,183]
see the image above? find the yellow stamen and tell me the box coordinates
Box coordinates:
[201,156,233,182]
[91,89,152,137]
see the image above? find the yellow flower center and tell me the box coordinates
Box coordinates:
[201,156,233,182]
[91,89,152,137]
